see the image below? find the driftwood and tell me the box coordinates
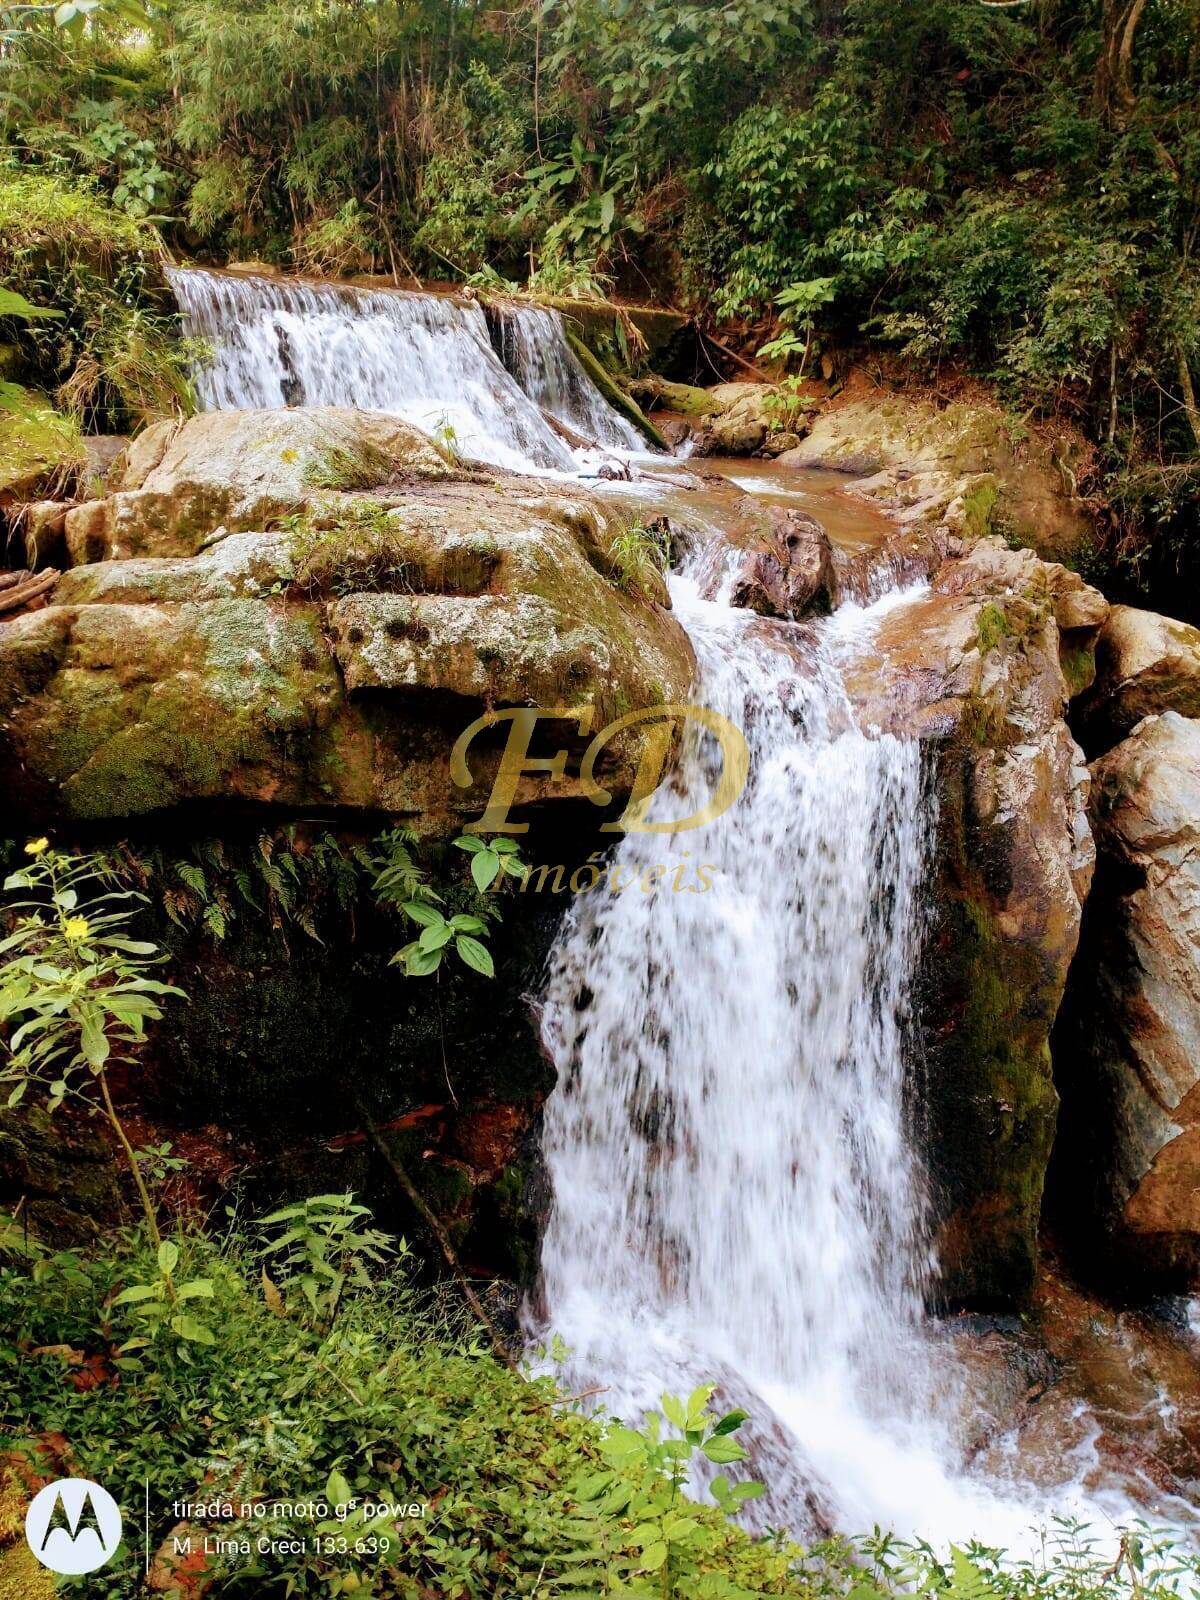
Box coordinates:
[539,406,599,452]
[701,329,770,382]
[0,569,58,615]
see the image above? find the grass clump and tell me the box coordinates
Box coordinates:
[608,516,671,599]
[976,602,1012,655]
[0,169,190,430]
[286,498,415,596]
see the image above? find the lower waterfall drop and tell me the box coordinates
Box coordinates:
[534,570,943,1529]
[531,570,1150,1546]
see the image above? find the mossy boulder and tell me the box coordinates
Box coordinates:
[2,472,694,829]
[63,406,456,564]
[777,379,1094,563]
[843,537,1107,1306]
[0,394,86,505]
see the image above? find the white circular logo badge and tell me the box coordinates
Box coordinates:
[25,1478,123,1575]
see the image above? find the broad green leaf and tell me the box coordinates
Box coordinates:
[112,1283,160,1305]
[404,944,443,976]
[417,921,454,953]
[454,935,494,977]
[701,1434,747,1464]
[0,287,64,323]
[661,1392,687,1429]
[402,899,442,927]
[471,852,500,892]
[170,1313,215,1344]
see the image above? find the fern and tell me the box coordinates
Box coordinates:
[232,868,259,909]
[369,827,431,909]
[176,861,209,901]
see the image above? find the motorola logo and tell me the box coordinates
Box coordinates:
[25,1478,123,1575]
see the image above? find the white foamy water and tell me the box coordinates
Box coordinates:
[489,302,645,453]
[168,267,641,475]
[531,573,1180,1551]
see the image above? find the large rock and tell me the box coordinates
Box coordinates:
[2,471,694,828]
[1074,604,1200,754]
[63,407,455,565]
[1050,712,1200,1290]
[843,538,1108,1305]
[777,380,1093,563]
[726,507,837,620]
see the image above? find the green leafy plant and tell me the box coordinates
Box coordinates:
[759,277,837,377]
[371,827,522,980]
[257,1191,400,1331]
[453,832,524,894]
[110,1236,216,1350]
[578,1384,766,1597]
[526,240,615,301]
[0,841,184,1246]
[431,409,462,463]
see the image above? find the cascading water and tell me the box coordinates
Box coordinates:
[167,266,639,475]
[532,572,945,1531]
[531,559,1179,1547]
[488,302,645,453]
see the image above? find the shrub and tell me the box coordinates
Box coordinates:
[0,169,189,427]
[0,1214,805,1598]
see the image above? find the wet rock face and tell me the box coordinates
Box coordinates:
[0,414,694,830]
[1074,604,1200,755]
[139,861,572,1288]
[951,1254,1200,1502]
[1051,712,1200,1291]
[842,538,1109,1307]
[776,384,1093,563]
[726,508,837,621]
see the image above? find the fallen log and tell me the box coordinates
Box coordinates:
[539,407,599,452]
[0,568,59,615]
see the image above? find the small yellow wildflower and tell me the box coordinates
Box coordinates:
[63,916,90,942]
[24,837,49,856]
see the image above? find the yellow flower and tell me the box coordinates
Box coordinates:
[24,837,49,856]
[63,916,90,942]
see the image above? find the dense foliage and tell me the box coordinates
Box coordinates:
[1,0,1198,588]
[0,1210,811,1598]
[3,1214,1198,1599]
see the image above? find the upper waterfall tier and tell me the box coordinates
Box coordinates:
[166,267,642,475]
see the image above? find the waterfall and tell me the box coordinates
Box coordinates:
[532,574,944,1530]
[530,568,1160,1546]
[488,302,645,453]
[166,267,638,475]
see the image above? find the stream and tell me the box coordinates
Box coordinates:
[168,266,1198,1551]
